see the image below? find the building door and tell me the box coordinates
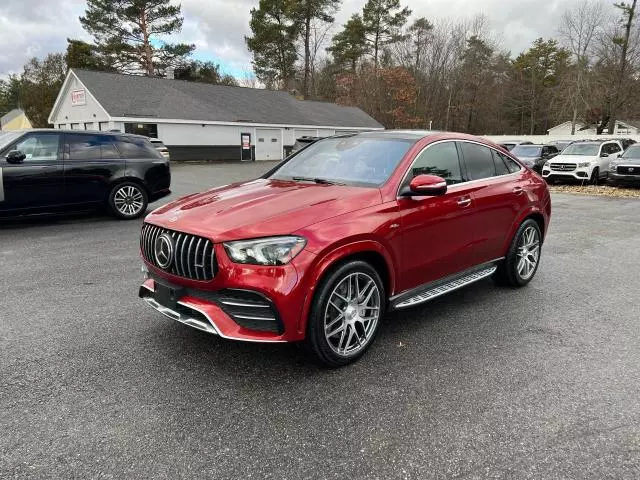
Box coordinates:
[255,129,282,161]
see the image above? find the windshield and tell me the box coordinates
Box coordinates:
[561,143,599,156]
[511,145,542,157]
[270,136,415,187]
[622,145,640,158]
[0,131,24,150]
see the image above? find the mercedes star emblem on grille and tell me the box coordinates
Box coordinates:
[154,233,175,269]
[630,167,635,172]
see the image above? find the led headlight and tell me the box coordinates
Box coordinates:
[578,162,591,168]
[223,236,306,265]
[609,162,618,171]
[543,161,550,167]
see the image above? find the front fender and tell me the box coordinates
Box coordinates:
[294,239,397,334]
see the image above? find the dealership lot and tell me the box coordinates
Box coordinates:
[1,162,639,479]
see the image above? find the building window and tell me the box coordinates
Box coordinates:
[58,124,67,130]
[70,123,80,130]
[124,123,158,138]
[98,122,109,131]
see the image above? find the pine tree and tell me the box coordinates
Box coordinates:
[245,0,299,90]
[361,0,411,68]
[327,14,368,72]
[292,0,341,98]
[80,0,194,76]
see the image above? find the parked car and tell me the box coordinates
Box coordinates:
[600,137,637,150]
[541,139,623,184]
[510,144,560,173]
[290,136,321,155]
[138,131,551,366]
[150,139,170,161]
[499,140,534,151]
[0,129,171,219]
[545,139,574,152]
[608,143,640,186]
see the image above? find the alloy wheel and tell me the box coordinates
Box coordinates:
[516,226,540,280]
[114,185,145,216]
[324,272,381,357]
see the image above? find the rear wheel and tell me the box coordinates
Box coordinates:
[108,182,148,219]
[305,260,385,367]
[493,219,542,287]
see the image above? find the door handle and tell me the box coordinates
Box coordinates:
[457,197,472,207]
[513,186,524,194]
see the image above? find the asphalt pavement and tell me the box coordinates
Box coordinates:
[1,162,639,479]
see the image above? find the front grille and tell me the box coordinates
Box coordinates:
[550,163,577,172]
[617,166,640,175]
[141,223,216,281]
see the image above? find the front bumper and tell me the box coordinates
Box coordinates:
[139,278,288,342]
[542,167,591,181]
[609,172,640,186]
[138,246,317,343]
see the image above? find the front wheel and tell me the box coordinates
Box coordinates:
[305,260,385,367]
[590,167,600,185]
[108,182,148,219]
[493,219,542,287]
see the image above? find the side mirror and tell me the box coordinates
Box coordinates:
[600,152,609,158]
[6,150,26,164]
[401,174,448,197]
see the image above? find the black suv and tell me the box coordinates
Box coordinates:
[0,129,170,219]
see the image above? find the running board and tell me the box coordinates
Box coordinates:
[392,265,497,309]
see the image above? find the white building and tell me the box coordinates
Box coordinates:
[547,120,640,136]
[48,69,383,161]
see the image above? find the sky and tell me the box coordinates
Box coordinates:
[0,0,587,79]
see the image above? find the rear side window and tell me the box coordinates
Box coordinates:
[459,142,496,180]
[494,151,522,174]
[68,134,120,160]
[116,137,161,159]
[407,141,463,185]
[491,150,511,176]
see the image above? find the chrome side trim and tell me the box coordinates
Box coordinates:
[177,300,287,343]
[219,300,271,308]
[394,265,497,309]
[143,296,218,335]
[232,314,277,321]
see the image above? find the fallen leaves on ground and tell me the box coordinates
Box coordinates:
[549,184,640,198]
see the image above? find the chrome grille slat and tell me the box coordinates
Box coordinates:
[140,223,216,281]
[194,238,203,281]
[187,237,195,279]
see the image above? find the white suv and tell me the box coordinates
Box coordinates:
[541,140,623,184]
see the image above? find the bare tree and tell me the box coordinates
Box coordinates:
[559,0,605,134]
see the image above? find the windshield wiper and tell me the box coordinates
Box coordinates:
[291,176,343,185]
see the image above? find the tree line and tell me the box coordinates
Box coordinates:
[246,0,640,135]
[2,0,639,135]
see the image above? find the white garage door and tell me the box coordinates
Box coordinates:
[255,129,282,161]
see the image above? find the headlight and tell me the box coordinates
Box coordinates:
[578,162,591,168]
[609,162,618,171]
[543,161,550,167]
[223,236,306,265]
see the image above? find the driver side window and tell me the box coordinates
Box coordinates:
[13,134,61,162]
[407,142,463,186]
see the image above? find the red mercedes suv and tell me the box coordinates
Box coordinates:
[139,131,551,366]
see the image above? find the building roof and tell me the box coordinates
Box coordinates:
[69,69,383,129]
[1,109,30,129]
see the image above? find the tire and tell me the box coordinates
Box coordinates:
[493,219,542,287]
[590,167,600,185]
[304,260,386,367]
[108,182,148,219]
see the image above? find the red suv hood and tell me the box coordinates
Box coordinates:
[146,179,382,242]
